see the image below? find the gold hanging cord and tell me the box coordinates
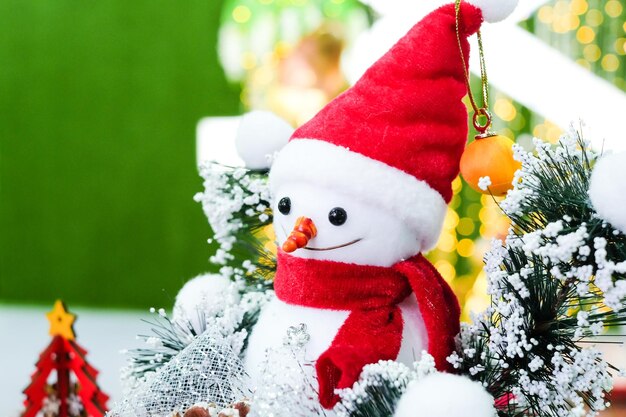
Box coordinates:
[455,0,493,136]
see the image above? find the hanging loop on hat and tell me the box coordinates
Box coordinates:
[455,0,492,136]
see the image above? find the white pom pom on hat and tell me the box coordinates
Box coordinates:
[589,152,626,235]
[393,373,496,417]
[235,111,294,170]
[466,0,519,23]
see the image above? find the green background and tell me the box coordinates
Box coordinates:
[0,0,239,308]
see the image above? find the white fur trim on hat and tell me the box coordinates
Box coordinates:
[269,139,448,252]
[466,0,518,23]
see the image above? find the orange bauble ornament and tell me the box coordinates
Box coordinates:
[460,134,521,197]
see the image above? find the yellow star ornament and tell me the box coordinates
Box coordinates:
[46,300,76,341]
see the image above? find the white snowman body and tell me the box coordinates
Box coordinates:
[243,181,430,388]
[245,294,427,388]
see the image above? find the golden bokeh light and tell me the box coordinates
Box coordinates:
[435,259,456,282]
[452,176,463,194]
[616,38,626,55]
[571,0,589,15]
[601,53,620,71]
[538,6,553,23]
[449,194,461,210]
[463,271,490,319]
[457,239,476,258]
[576,26,596,43]
[478,196,511,240]
[443,208,460,230]
[585,9,604,27]
[457,217,476,236]
[554,0,569,16]
[533,120,564,143]
[605,0,623,18]
[232,5,252,23]
[494,98,517,122]
[467,203,482,219]
[437,232,458,253]
[583,44,601,61]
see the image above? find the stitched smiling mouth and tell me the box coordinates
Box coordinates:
[304,238,363,251]
[278,225,362,252]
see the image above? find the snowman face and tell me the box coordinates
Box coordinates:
[273,182,422,266]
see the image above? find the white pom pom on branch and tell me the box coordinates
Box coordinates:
[589,152,626,235]
[466,0,519,23]
[173,273,240,331]
[235,111,294,170]
[393,373,496,417]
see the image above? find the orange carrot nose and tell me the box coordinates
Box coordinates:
[282,217,318,253]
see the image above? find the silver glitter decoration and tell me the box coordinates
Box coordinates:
[251,324,328,417]
[283,324,311,348]
[108,332,251,417]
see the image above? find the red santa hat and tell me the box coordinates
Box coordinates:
[270,0,517,251]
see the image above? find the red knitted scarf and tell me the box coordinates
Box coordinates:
[274,252,461,408]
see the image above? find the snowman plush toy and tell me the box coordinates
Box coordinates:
[180,1,518,415]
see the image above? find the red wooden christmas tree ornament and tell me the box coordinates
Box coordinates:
[22,300,109,417]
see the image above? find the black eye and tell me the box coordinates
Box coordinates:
[328,207,347,226]
[278,197,291,215]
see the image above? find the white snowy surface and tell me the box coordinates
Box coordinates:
[0,304,149,417]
